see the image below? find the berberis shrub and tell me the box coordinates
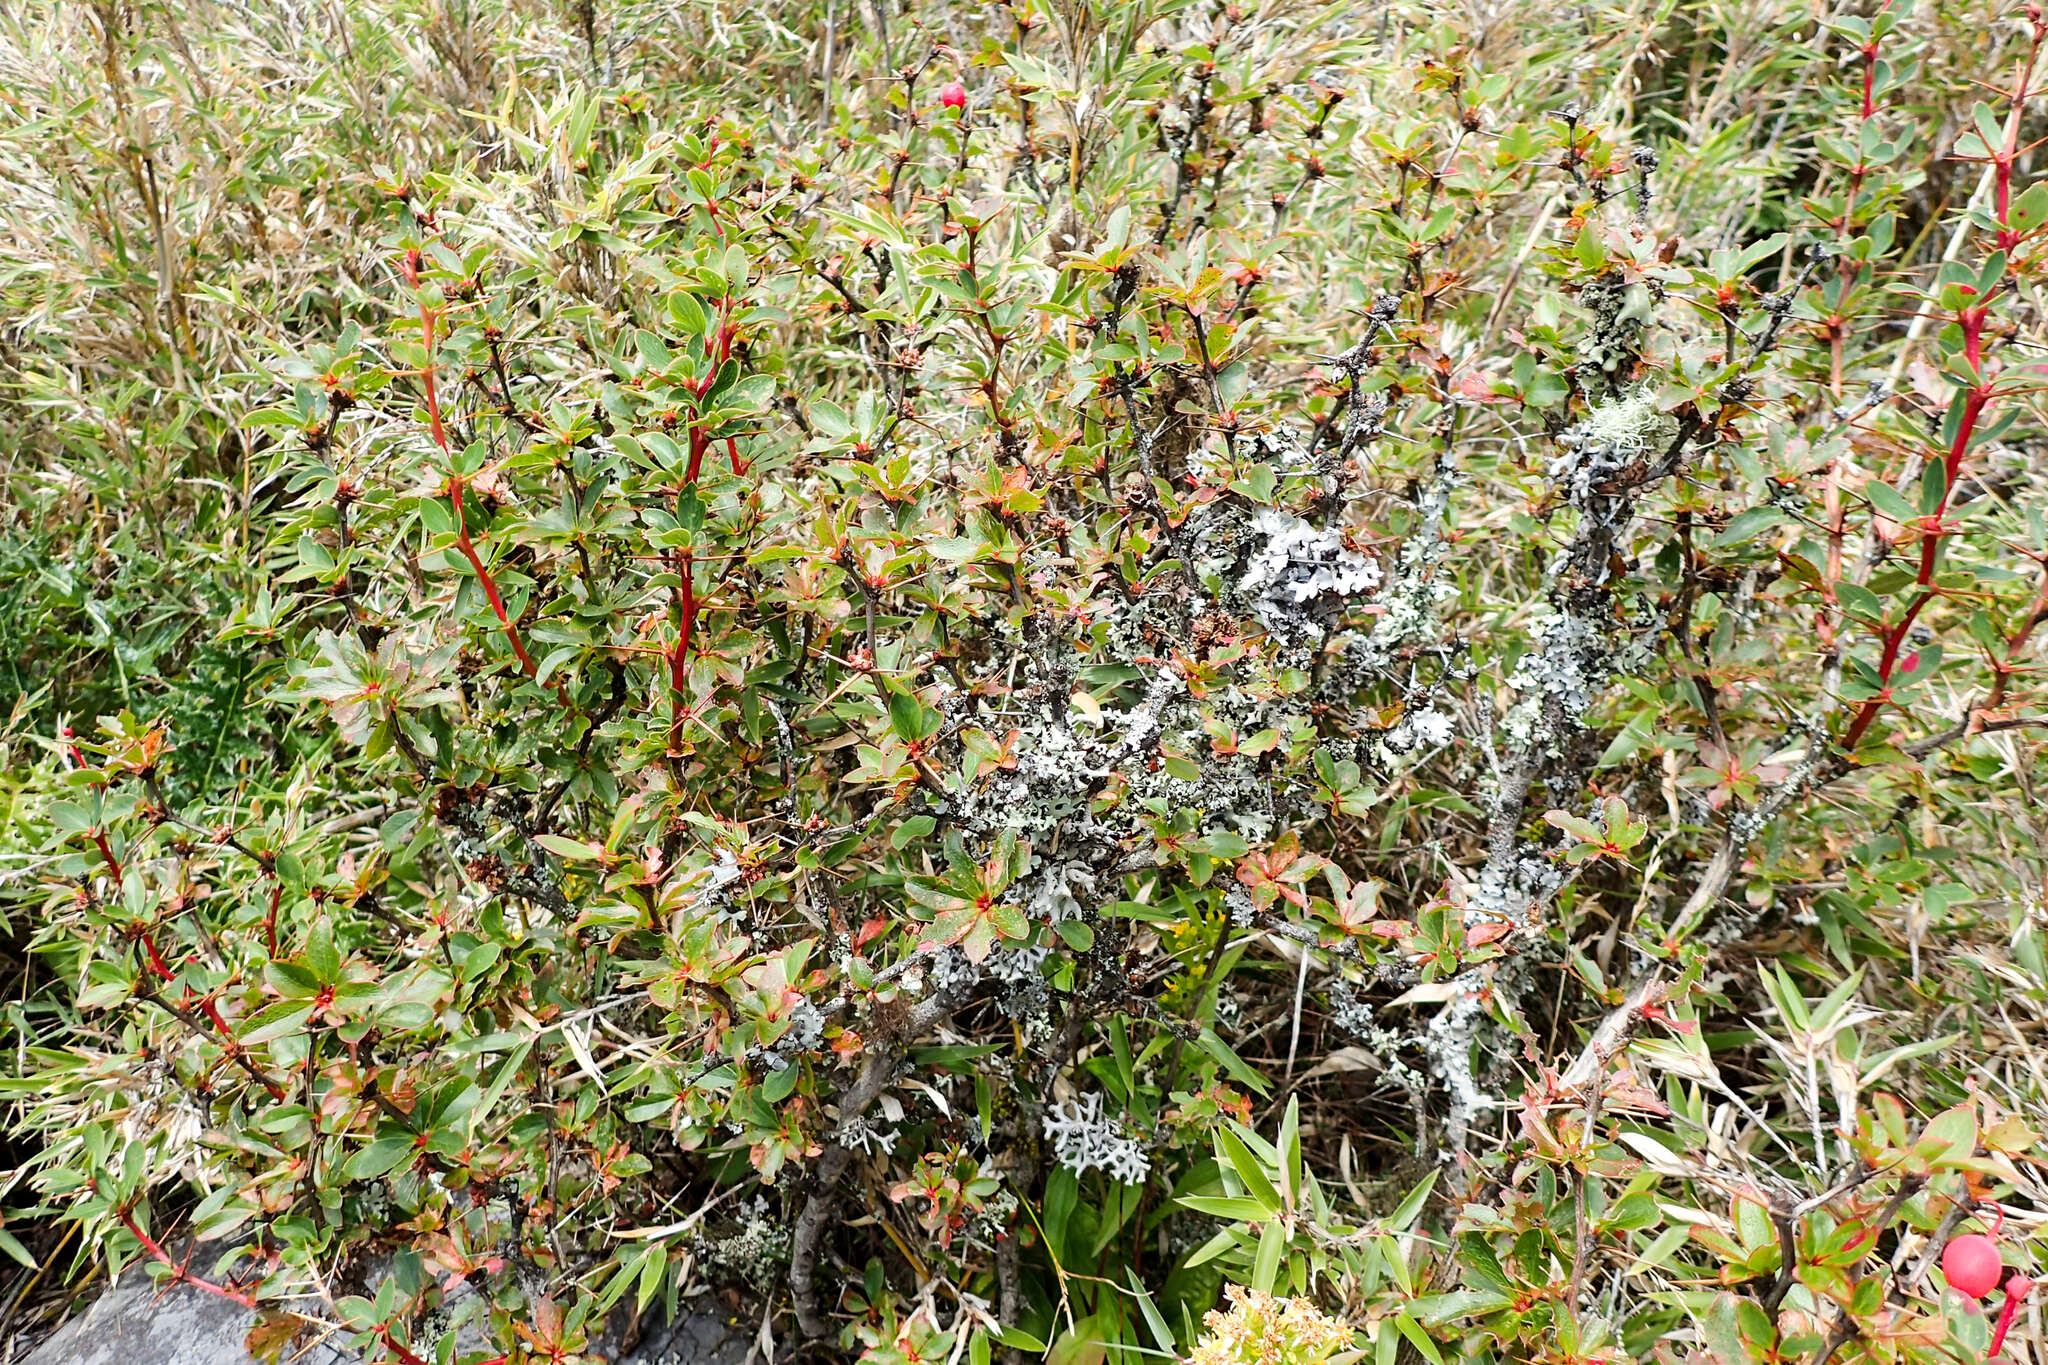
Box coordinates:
[5,1,2048,1363]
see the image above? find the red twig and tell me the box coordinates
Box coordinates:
[1994,27,2044,252]
[137,932,175,981]
[1841,11,2048,752]
[92,825,178,980]
[262,878,281,958]
[379,1328,432,1365]
[107,1199,257,1308]
[1840,311,1995,751]
[195,993,233,1037]
[377,1329,506,1365]
[92,830,123,882]
[398,249,545,683]
[446,473,540,676]
[665,298,746,762]
[668,550,698,764]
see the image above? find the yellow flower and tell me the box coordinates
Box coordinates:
[1187,1285,1354,1365]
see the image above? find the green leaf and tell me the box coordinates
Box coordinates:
[1412,1290,1514,1325]
[888,690,939,743]
[1387,1170,1439,1231]
[1126,1272,1177,1355]
[533,833,602,860]
[1216,1128,1281,1212]
[1197,1029,1272,1096]
[1043,1166,1078,1261]
[1178,1195,1278,1221]
[1393,1313,1445,1365]
[1278,1095,1303,1209]
[468,1038,534,1138]
[1702,1292,1745,1363]
[346,1132,416,1181]
[239,1000,316,1046]
[0,1228,36,1271]
[306,917,339,985]
[1183,1227,1241,1269]
[1863,478,1919,525]
[762,1061,801,1102]
[1707,506,1785,547]
[1053,919,1094,951]
[890,815,936,849]
[1251,1218,1285,1293]
[1919,1106,1978,1165]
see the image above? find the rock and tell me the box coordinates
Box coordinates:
[21,1273,754,1365]
[21,1275,353,1365]
[615,1307,754,1365]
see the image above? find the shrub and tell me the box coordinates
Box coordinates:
[5,2,2048,1364]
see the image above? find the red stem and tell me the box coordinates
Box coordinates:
[109,1200,257,1308]
[98,832,178,982]
[1990,1278,2031,1357]
[263,878,281,958]
[417,311,449,453]
[92,830,123,882]
[665,299,745,758]
[400,251,545,684]
[379,1329,431,1365]
[138,931,175,981]
[686,425,707,485]
[668,551,698,761]
[195,994,232,1036]
[1995,35,2042,251]
[681,303,742,485]
[447,475,540,676]
[1840,330,1992,751]
[1844,17,2042,749]
[379,1329,505,1365]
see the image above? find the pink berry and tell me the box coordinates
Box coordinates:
[1944,1233,2005,1299]
[940,82,967,109]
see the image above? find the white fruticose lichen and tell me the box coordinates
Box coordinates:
[693,1196,794,1292]
[838,1113,900,1156]
[1548,389,1676,515]
[1043,1092,1151,1184]
[763,999,826,1070]
[1576,274,1658,377]
[1422,972,1497,1156]
[987,942,1051,984]
[1354,458,1461,668]
[1379,703,1456,759]
[1236,508,1381,641]
[925,946,982,999]
[1026,861,1096,924]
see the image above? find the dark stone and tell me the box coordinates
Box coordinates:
[22,1273,754,1365]
[616,1307,756,1365]
[21,1275,353,1365]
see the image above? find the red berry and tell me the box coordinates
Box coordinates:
[1944,1233,2005,1299]
[940,82,967,109]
